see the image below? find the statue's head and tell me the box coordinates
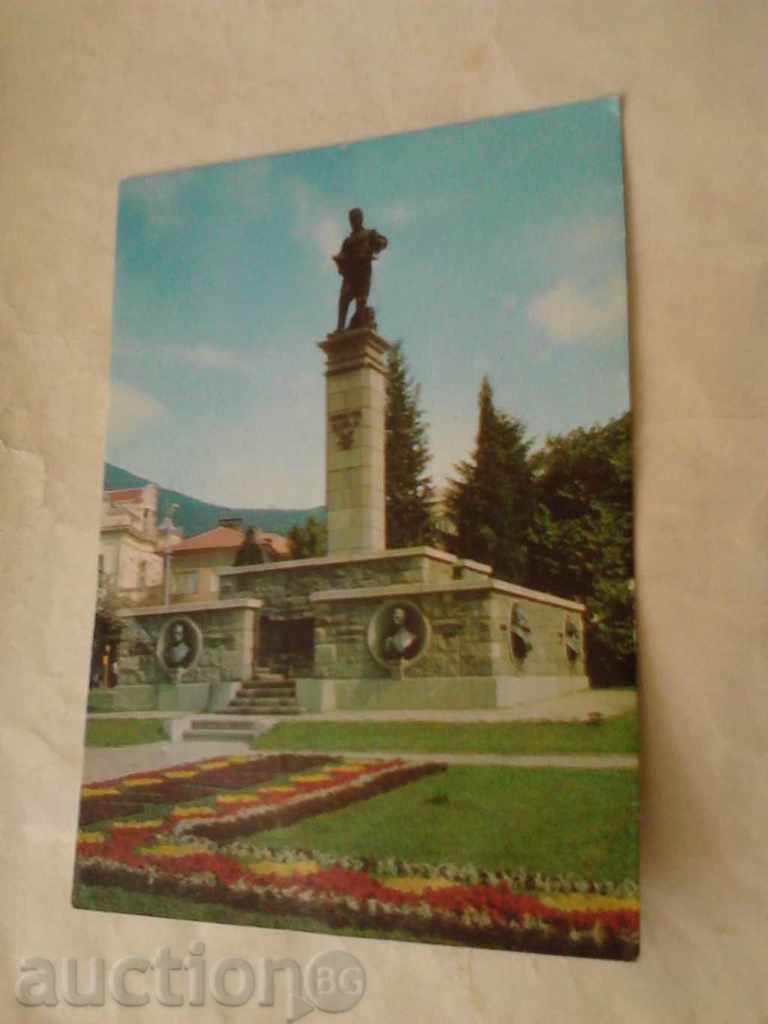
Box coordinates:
[392,606,406,626]
[171,623,184,642]
[348,207,364,230]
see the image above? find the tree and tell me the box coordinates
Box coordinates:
[385,342,436,548]
[89,568,124,689]
[234,526,266,566]
[446,376,535,580]
[287,515,327,559]
[526,412,634,685]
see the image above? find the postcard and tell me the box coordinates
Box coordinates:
[73,96,638,961]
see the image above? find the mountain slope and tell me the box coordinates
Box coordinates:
[104,463,325,539]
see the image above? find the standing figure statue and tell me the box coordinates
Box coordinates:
[333,207,388,332]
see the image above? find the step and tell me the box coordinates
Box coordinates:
[237,685,296,697]
[227,700,299,708]
[182,729,260,742]
[190,718,260,730]
[220,706,304,717]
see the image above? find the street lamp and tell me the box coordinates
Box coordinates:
[158,504,179,606]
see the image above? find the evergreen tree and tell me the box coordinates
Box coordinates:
[287,516,327,559]
[526,412,634,685]
[446,376,535,580]
[233,526,265,566]
[385,342,436,547]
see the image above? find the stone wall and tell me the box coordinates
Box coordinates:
[313,587,496,680]
[488,591,586,679]
[219,548,488,618]
[111,600,260,711]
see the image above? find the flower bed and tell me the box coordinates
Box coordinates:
[78,753,336,826]
[174,759,444,841]
[73,754,638,958]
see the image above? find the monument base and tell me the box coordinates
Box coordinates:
[297,673,589,713]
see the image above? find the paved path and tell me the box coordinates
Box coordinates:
[259,749,637,770]
[82,742,636,783]
[82,740,252,784]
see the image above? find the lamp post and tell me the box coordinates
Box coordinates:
[158,504,179,607]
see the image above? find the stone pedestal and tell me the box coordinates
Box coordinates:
[318,328,391,557]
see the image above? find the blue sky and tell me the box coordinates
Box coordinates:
[107,96,629,508]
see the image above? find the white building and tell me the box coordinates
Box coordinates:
[99,484,169,603]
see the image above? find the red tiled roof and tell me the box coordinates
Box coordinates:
[173,526,244,553]
[106,487,145,504]
[173,526,291,557]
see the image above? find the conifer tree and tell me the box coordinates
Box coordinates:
[385,342,436,548]
[233,526,265,566]
[446,375,534,580]
[287,515,327,559]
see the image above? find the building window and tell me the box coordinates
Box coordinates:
[174,571,198,596]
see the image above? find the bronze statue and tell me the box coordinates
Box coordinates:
[333,208,387,331]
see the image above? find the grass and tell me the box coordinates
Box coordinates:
[255,765,638,883]
[251,710,638,757]
[72,884,461,945]
[84,718,167,748]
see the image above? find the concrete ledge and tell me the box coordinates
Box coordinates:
[110,680,241,713]
[219,546,491,578]
[294,675,588,712]
[495,675,590,706]
[117,598,263,617]
[310,579,585,612]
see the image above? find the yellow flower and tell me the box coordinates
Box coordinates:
[217,794,261,805]
[540,893,639,912]
[164,770,198,779]
[111,820,164,831]
[197,761,230,772]
[78,832,105,844]
[170,806,217,818]
[81,787,120,797]
[122,777,163,788]
[141,842,212,858]
[257,786,296,795]
[291,774,333,784]
[247,860,319,878]
[228,756,250,765]
[380,876,457,894]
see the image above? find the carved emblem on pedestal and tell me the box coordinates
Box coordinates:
[329,409,362,450]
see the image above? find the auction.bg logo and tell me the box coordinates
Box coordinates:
[16,944,366,1021]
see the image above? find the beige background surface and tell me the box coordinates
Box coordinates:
[1,2,766,1021]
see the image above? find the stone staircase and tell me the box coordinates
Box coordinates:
[179,668,303,743]
[180,717,268,743]
[222,667,304,716]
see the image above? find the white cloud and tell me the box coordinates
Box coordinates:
[381,203,413,227]
[527,274,627,344]
[107,381,165,439]
[290,182,344,273]
[310,216,342,262]
[157,343,247,371]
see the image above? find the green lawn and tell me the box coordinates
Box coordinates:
[253,765,638,882]
[85,718,167,748]
[252,710,638,757]
[72,885,462,945]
